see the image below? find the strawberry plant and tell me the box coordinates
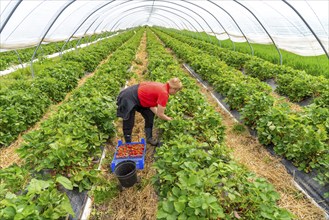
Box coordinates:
[276,72,319,102]
[313,153,329,191]
[244,58,277,80]
[257,104,328,171]
[241,92,274,129]
[0,87,51,146]
[0,178,74,219]
[0,165,31,193]
[313,84,329,108]
[33,77,68,102]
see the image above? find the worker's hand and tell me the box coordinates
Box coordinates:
[155,105,172,121]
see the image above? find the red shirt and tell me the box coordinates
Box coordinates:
[138,82,169,107]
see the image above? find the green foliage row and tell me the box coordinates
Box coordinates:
[147,29,293,219]
[155,29,271,111]
[17,30,139,185]
[161,28,329,106]
[153,28,329,195]
[0,174,75,219]
[244,59,328,105]
[178,29,328,78]
[0,32,114,71]
[0,29,142,219]
[0,31,131,147]
[257,104,329,171]
[0,60,85,147]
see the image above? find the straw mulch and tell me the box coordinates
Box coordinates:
[93,32,158,220]
[103,130,158,220]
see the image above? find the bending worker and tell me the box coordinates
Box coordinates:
[116,77,183,146]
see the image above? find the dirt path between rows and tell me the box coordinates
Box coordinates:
[92,32,158,220]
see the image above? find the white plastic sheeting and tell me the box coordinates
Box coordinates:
[0,0,328,56]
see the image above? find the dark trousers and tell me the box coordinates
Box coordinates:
[123,106,155,136]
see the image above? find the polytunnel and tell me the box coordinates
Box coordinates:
[0,0,328,219]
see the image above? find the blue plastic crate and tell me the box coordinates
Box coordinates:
[111,138,146,172]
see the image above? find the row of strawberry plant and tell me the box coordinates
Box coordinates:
[17,29,141,188]
[0,61,83,147]
[146,29,293,219]
[0,31,133,147]
[157,28,329,106]
[152,29,329,196]
[244,60,328,106]
[175,29,329,79]
[0,30,143,219]
[153,29,272,111]
[0,32,113,71]
[158,28,329,172]
[61,33,121,73]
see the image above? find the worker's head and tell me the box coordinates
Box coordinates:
[168,77,183,95]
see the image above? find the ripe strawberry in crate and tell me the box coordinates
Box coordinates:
[116,146,129,158]
[128,143,145,157]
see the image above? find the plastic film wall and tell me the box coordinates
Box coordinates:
[1,0,328,56]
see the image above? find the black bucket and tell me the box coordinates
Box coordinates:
[114,161,137,188]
